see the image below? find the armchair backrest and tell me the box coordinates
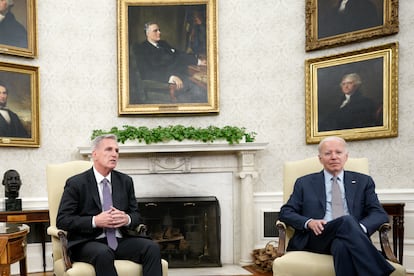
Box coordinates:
[282,157,369,241]
[46,160,93,227]
[283,156,369,203]
[46,160,92,261]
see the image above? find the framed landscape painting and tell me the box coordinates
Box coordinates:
[305,0,399,51]
[117,0,219,115]
[305,43,398,144]
[0,61,40,147]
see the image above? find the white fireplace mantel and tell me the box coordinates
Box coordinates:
[79,141,268,154]
[78,141,268,265]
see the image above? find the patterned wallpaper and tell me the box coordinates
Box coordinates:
[0,0,413,199]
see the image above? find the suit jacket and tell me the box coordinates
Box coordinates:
[279,170,388,251]
[56,168,143,249]
[0,109,29,138]
[319,90,378,131]
[133,40,198,82]
[0,11,28,48]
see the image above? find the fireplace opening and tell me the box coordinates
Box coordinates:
[137,196,221,268]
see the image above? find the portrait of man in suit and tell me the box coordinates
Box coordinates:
[0,80,30,138]
[316,58,383,132]
[127,5,208,105]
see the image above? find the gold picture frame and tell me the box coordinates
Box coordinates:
[305,42,398,144]
[0,61,40,147]
[117,0,218,115]
[0,0,38,58]
[305,0,399,51]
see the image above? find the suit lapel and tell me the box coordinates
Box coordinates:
[86,169,102,209]
[315,171,327,211]
[110,171,122,209]
[344,171,358,215]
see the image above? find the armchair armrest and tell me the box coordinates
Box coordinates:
[47,226,72,270]
[275,220,287,257]
[379,223,399,263]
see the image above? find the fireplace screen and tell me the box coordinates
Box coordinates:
[137,196,221,268]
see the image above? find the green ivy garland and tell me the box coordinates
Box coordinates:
[91,125,257,145]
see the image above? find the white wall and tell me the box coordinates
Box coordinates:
[1,0,413,272]
[1,1,413,197]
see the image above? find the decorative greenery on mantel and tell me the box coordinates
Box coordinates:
[91,125,257,145]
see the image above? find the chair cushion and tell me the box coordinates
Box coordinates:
[273,251,335,276]
[54,259,168,276]
[272,251,405,276]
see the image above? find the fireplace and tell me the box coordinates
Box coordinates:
[137,196,221,268]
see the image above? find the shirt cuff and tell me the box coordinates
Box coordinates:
[359,223,367,233]
[305,218,313,229]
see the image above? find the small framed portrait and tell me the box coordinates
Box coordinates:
[117,0,219,115]
[0,0,38,58]
[305,0,399,51]
[0,61,40,147]
[305,42,398,144]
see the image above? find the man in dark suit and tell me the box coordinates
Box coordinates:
[132,22,207,103]
[0,83,29,138]
[57,134,162,276]
[279,136,395,276]
[319,73,379,131]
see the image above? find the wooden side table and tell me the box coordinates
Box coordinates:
[0,210,49,272]
[0,223,29,276]
[381,203,405,264]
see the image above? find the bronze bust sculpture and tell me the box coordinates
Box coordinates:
[2,169,22,210]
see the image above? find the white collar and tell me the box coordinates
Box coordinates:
[93,166,111,184]
[339,0,349,12]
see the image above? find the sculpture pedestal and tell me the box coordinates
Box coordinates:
[5,199,22,211]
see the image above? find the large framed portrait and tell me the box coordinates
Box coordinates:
[305,0,399,51]
[305,42,398,144]
[0,0,37,58]
[117,0,218,115]
[0,61,40,147]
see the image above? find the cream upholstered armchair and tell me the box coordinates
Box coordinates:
[46,160,168,276]
[272,157,405,276]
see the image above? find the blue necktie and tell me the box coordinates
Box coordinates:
[102,178,118,250]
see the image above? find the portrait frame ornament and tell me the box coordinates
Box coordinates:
[0,0,38,58]
[117,0,219,115]
[0,61,40,147]
[305,0,399,51]
[305,42,398,144]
